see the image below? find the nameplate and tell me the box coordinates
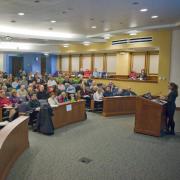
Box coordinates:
[66,104,72,112]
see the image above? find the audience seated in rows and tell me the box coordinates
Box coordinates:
[0,70,137,122]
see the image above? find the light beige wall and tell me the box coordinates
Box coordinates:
[116,52,130,75]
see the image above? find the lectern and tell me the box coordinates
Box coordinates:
[134,97,167,137]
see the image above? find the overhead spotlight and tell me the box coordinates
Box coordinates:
[91,26,96,29]
[140,8,148,12]
[151,15,159,19]
[18,12,24,16]
[51,20,56,23]
[83,41,91,46]
[104,34,112,39]
[44,53,49,56]
[63,44,69,48]
[128,30,138,36]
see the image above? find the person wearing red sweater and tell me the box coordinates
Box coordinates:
[0,90,17,121]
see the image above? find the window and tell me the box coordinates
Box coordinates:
[149,54,159,74]
[131,54,145,73]
[61,56,69,71]
[106,54,116,73]
[82,55,91,71]
[71,56,79,72]
[94,55,103,71]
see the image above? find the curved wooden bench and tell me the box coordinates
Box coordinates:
[102,96,136,117]
[52,100,86,129]
[0,116,29,180]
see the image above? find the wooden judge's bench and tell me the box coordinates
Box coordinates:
[134,97,167,137]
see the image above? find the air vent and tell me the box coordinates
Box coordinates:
[112,37,152,45]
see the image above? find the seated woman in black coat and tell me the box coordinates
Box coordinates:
[162,82,178,135]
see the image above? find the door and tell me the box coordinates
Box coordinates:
[41,55,46,75]
[12,56,24,76]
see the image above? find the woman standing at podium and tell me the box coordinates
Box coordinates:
[164,82,178,135]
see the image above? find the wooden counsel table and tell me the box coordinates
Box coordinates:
[0,116,29,180]
[102,96,136,117]
[134,97,167,137]
[52,100,86,129]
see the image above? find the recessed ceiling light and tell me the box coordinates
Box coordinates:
[34,0,40,3]
[151,15,159,19]
[104,34,112,39]
[63,44,69,48]
[83,41,91,46]
[44,53,49,56]
[51,20,56,23]
[140,8,148,12]
[91,26,96,29]
[18,12,24,16]
[128,30,138,36]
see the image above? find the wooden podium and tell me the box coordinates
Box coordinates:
[134,97,167,137]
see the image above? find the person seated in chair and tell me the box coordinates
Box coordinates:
[103,86,113,97]
[37,85,49,100]
[48,91,60,107]
[93,87,103,110]
[17,85,28,101]
[139,69,147,80]
[28,93,40,127]
[57,92,69,103]
[9,89,20,106]
[0,90,18,121]
[80,84,91,108]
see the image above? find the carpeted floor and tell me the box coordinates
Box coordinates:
[7,111,180,180]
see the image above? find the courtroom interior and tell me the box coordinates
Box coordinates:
[0,0,180,180]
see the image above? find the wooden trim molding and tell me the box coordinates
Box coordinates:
[91,54,94,72]
[69,54,72,73]
[79,54,83,70]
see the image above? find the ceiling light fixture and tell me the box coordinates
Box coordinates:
[128,30,138,36]
[18,12,24,16]
[83,41,91,46]
[151,15,159,19]
[91,26,96,29]
[34,0,40,3]
[44,53,49,56]
[104,34,112,39]
[51,20,56,23]
[140,8,148,12]
[63,44,69,48]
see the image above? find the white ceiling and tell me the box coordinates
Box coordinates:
[0,0,180,51]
